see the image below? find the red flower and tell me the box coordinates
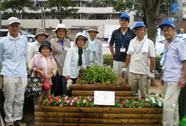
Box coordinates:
[48,95,52,99]
[50,98,53,103]
[146,104,149,108]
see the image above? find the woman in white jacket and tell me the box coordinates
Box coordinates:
[85,26,103,66]
[62,32,88,96]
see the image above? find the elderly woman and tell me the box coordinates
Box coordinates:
[62,32,88,96]
[29,41,57,105]
[85,26,103,66]
[50,24,71,96]
[28,28,49,65]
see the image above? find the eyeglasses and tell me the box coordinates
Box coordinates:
[162,28,173,33]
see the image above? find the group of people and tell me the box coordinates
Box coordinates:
[0,13,185,126]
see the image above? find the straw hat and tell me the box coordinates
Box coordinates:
[35,28,49,39]
[52,24,70,37]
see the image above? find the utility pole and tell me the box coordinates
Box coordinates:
[0,0,2,29]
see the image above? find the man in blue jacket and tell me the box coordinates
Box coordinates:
[0,17,28,126]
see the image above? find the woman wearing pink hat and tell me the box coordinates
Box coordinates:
[50,24,71,96]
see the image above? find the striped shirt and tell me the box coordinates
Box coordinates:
[29,54,57,84]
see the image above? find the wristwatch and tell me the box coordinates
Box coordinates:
[150,70,155,73]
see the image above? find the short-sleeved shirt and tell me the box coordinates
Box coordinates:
[109,27,136,62]
[127,37,155,74]
[163,37,186,82]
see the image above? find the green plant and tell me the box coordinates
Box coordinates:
[42,94,163,108]
[76,65,124,85]
[103,54,113,66]
[155,55,163,78]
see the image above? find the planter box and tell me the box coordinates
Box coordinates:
[72,84,132,99]
[35,105,163,126]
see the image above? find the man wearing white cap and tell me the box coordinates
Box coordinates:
[109,13,136,78]
[159,20,186,126]
[0,17,27,126]
[122,22,155,98]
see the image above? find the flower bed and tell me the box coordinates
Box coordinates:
[34,95,163,126]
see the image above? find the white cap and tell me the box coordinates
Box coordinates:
[7,17,20,26]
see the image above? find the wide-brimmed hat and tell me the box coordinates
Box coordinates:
[133,22,146,30]
[87,26,99,33]
[158,20,175,29]
[52,24,70,36]
[7,17,20,26]
[39,40,52,53]
[35,28,49,39]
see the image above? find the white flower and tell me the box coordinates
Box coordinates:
[145,98,149,101]
[158,101,162,107]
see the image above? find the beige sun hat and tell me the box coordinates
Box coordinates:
[35,28,49,39]
[87,26,99,33]
[52,24,70,37]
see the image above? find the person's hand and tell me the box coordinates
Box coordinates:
[80,68,83,73]
[179,78,185,89]
[65,76,71,80]
[122,68,127,73]
[160,76,164,86]
[40,71,46,78]
[45,75,52,82]
[148,73,155,79]
[66,79,73,90]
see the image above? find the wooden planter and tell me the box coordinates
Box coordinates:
[35,105,163,126]
[72,84,132,99]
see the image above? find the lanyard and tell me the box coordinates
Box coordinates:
[120,32,128,48]
[164,37,176,64]
[132,37,146,55]
[60,40,64,51]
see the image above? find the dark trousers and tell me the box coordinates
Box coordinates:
[62,76,76,97]
[51,74,63,96]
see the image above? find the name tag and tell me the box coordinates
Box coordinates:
[135,56,140,61]
[120,48,126,52]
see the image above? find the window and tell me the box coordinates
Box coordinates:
[169,17,178,23]
[134,16,143,21]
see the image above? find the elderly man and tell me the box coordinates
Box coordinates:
[159,20,186,126]
[122,22,155,98]
[0,17,28,126]
[109,13,136,78]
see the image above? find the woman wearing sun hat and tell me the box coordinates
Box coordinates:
[85,25,103,66]
[29,40,57,105]
[28,28,49,65]
[62,32,88,96]
[50,24,71,96]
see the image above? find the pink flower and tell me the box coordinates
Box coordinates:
[74,97,78,100]
[83,99,88,103]
[56,96,59,101]
[65,96,68,100]
[88,98,92,101]
[48,95,52,99]
[58,99,61,103]
[66,100,69,104]
[71,100,74,103]
[50,99,53,103]
[138,106,142,108]
[59,104,63,107]
[120,105,123,108]
[122,101,125,105]
[135,102,138,104]
[77,101,79,104]
[70,102,73,106]
[142,98,145,102]
[146,104,149,108]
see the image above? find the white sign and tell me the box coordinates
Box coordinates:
[94,91,115,106]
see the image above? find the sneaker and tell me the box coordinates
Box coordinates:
[6,122,14,126]
[14,121,26,126]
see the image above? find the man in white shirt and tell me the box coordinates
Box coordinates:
[122,22,155,98]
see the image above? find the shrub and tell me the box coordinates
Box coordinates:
[76,65,125,85]
[103,54,112,66]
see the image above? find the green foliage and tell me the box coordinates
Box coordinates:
[1,0,39,18]
[46,0,78,23]
[43,94,163,108]
[76,65,125,85]
[103,54,112,66]
[155,55,163,78]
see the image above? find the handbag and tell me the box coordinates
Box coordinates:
[25,70,43,97]
[43,78,51,90]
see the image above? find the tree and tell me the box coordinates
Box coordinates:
[46,0,78,23]
[1,0,39,19]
